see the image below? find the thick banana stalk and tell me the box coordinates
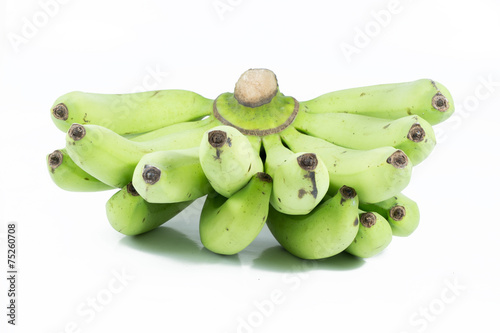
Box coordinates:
[199,172,273,255]
[65,120,215,188]
[280,127,413,203]
[132,147,211,203]
[293,113,436,165]
[266,186,359,260]
[345,211,392,258]
[262,134,329,215]
[46,148,114,192]
[199,125,263,198]
[51,89,213,135]
[106,183,193,236]
[359,193,420,237]
[301,79,454,125]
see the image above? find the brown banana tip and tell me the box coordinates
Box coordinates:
[297,153,318,171]
[68,124,86,141]
[142,165,161,185]
[127,183,140,196]
[234,68,278,108]
[432,93,450,112]
[208,130,227,148]
[339,185,357,200]
[256,172,273,183]
[360,212,377,228]
[48,150,63,169]
[387,150,409,169]
[390,205,406,221]
[52,103,68,120]
[408,123,426,143]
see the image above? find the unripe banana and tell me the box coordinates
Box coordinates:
[262,134,329,215]
[132,147,211,203]
[280,127,413,203]
[199,125,263,198]
[293,113,436,165]
[106,183,193,236]
[199,172,273,255]
[359,193,420,237]
[130,116,216,142]
[51,89,213,134]
[301,79,454,125]
[65,119,216,188]
[47,148,114,192]
[266,186,359,260]
[345,211,392,258]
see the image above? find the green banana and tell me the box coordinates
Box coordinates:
[199,172,273,255]
[266,186,359,260]
[51,89,213,135]
[199,125,263,197]
[293,113,436,165]
[132,147,211,203]
[65,119,216,188]
[47,148,114,192]
[106,183,193,236]
[345,211,392,258]
[130,116,216,142]
[262,134,329,215]
[359,193,420,237]
[301,79,454,125]
[280,127,413,203]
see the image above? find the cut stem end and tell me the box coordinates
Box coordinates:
[234,68,278,108]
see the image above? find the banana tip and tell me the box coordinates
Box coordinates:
[256,172,273,183]
[390,205,406,221]
[48,150,63,170]
[142,165,161,185]
[52,103,68,120]
[208,130,227,148]
[360,212,377,228]
[68,124,86,141]
[408,124,425,143]
[432,93,450,112]
[297,153,318,171]
[339,185,357,200]
[127,183,140,196]
[387,150,409,169]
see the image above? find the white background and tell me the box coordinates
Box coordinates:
[1,0,500,332]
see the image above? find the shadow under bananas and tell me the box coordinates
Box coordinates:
[252,246,365,273]
[119,226,242,266]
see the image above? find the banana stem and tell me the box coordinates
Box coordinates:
[234,69,278,108]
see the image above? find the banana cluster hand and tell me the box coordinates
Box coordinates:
[47,68,454,259]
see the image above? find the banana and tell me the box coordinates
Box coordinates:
[266,186,359,260]
[199,172,273,255]
[301,79,454,125]
[199,125,263,197]
[65,119,217,188]
[280,127,413,203]
[359,193,420,237]
[262,134,329,215]
[345,211,392,258]
[132,147,211,203]
[51,89,213,135]
[47,148,114,192]
[106,183,193,236]
[293,113,436,165]
[130,116,216,142]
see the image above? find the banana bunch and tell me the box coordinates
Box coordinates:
[47,68,454,260]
